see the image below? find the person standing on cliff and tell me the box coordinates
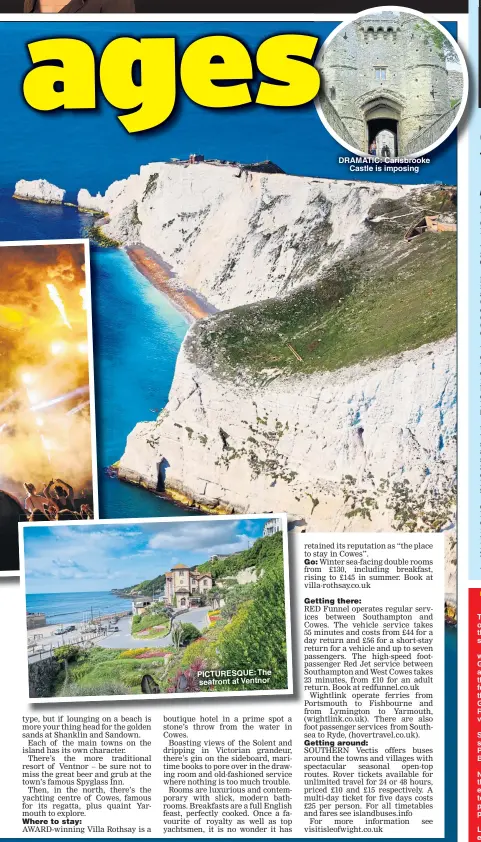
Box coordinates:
[25,0,135,11]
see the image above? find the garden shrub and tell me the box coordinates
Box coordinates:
[179,637,213,669]
[119,647,152,659]
[70,661,95,682]
[53,644,81,664]
[198,531,283,579]
[77,660,143,690]
[58,680,131,696]
[166,658,207,693]
[135,650,169,659]
[179,623,202,646]
[220,583,256,622]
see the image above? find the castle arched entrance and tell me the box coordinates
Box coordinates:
[361,97,402,156]
[367,118,398,156]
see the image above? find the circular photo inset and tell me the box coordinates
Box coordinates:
[315,6,468,160]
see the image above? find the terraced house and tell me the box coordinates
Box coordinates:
[165,563,213,608]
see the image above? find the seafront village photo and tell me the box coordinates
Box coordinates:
[13,145,457,623]
[23,515,290,699]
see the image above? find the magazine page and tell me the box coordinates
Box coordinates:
[0,5,466,841]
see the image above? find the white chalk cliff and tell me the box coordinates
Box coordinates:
[120,334,455,512]
[78,161,417,310]
[119,336,456,596]
[14,178,65,204]
[79,161,456,597]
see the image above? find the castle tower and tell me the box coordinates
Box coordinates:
[354,13,404,154]
[320,21,364,149]
[397,12,451,150]
[321,12,453,155]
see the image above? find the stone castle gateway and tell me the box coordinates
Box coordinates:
[319,12,462,156]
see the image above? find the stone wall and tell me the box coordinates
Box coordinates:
[448,70,463,103]
[318,92,357,148]
[403,103,460,155]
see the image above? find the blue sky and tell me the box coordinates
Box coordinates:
[23,516,275,594]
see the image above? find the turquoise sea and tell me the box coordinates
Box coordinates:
[92,247,193,519]
[26,589,132,625]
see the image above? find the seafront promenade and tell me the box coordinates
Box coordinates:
[27,605,209,663]
[27,609,132,662]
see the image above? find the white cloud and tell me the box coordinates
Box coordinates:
[147,520,249,553]
[52,558,88,573]
[26,560,121,581]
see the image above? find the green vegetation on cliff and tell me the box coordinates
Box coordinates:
[160,531,287,693]
[198,530,283,579]
[188,187,456,380]
[116,531,283,594]
[214,540,288,690]
[85,223,120,248]
[114,572,167,597]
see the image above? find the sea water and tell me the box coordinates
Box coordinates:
[0,189,189,519]
[26,590,132,625]
[92,247,193,519]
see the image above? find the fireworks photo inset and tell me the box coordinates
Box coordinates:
[0,240,96,573]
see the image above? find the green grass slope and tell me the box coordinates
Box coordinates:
[186,186,456,380]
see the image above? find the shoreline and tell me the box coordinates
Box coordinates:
[13,194,62,206]
[28,608,130,629]
[27,609,133,660]
[27,595,131,629]
[126,245,217,324]
[107,464,214,516]
[12,194,215,325]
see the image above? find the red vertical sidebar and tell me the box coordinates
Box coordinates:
[469,589,481,841]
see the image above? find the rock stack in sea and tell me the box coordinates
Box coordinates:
[13,178,65,205]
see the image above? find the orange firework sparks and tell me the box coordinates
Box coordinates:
[0,242,94,570]
[46,283,72,330]
[0,243,93,509]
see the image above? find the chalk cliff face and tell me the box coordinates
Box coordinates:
[14,178,65,204]
[78,162,421,311]
[119,335,456,594]
[119,335,455,519]
[89,162,456,593]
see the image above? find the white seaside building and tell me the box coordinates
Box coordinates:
[263,519,282,537]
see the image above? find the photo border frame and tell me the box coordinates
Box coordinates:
[19,511,293,703]
[0,237,98,578]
